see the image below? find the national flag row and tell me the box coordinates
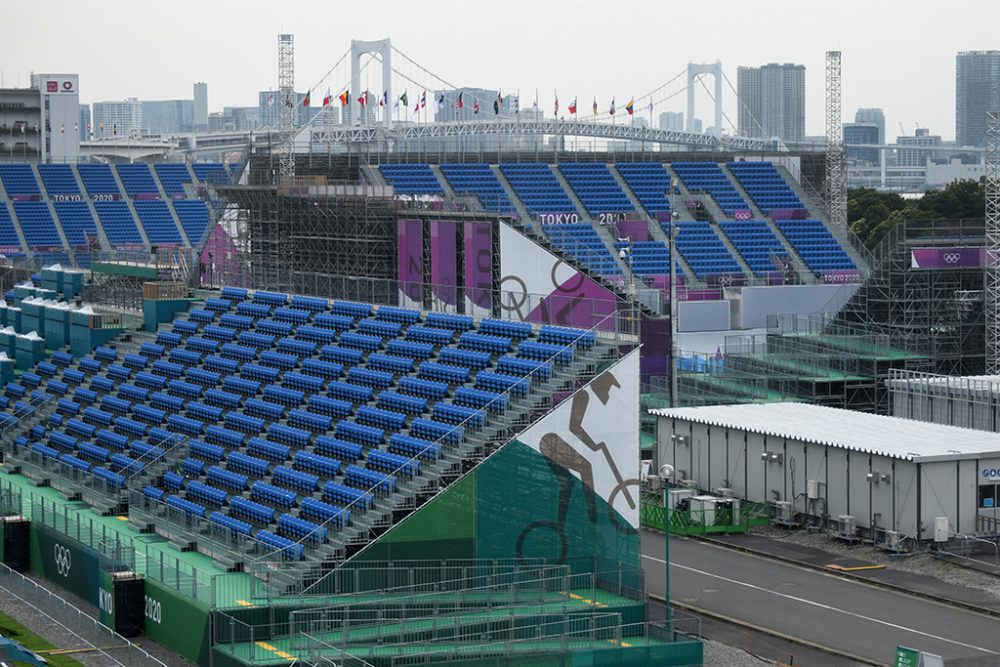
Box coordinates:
[268,88,652,117]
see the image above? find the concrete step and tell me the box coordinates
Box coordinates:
[607,164,648,218]
[719,164,766,219]
[548,164,592,223]
[490,165,535,232]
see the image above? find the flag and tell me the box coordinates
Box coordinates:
[457,92,463,109]
[358,91,367,107]
[302,90,310,107]
[648,98,654,114]
[474,99,480,114]
[322,89,331,107]
[609,97,616,116]
[568,97,577,115]
[515,94,519,114]
[267,92,274,106]
[420,91,426,109]
[339,90,349,106]
[436,93,445,112]
[380,90,387,107]
[532,92,538,114]
[60,124,64,134]
[493,93,500,115]
[625,98,634,116]
[414,96,420,113]
[593,97,598,115]
[554,93,559,117]
[400,90,409,107]
[284,94,293,107]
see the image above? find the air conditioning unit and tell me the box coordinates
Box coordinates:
[806,479,819,500]
[714,487,733,498]
[644,476,663,492]
[837,515,857,540]
[884,530,904,552]
[773,500,794,524]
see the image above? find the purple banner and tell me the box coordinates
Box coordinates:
[615,220,649,242]
[92,194,122,201]
[11,194,40,202]
[677,288,724,302]
[430,220,458,306]
[910,247,985,270]
[733,209,753,220]
[464,222,492,310]
[52,194,83,203]
[171,193,187,200]
[133,193,161,200]
[397,219,423,303]
[640,314,670,384]
[200,223,244,287]
[0,246,22,254]
[770,208,808,221]
[114,244,146,252]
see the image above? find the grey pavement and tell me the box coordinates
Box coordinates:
[640,530,1000,665]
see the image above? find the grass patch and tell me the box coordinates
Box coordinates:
[0,609,84,667]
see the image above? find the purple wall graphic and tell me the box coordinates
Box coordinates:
[615,220,649,242]
[910,247,986,270]
[464,222,492,311]
[430,220,458,307]
[822,270,863,284]
[523,272,618,331]
[397,219,424,304]
[640,313,671,384]
[770,208,808,221]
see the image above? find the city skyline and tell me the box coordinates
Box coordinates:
[2,0,996,143]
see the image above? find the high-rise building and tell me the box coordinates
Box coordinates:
[193,82,208,131]
[79,105,90,141]
[140,100,194,134]
[92,98,142,138]
[737,63,806,143]
[897,127,941,167]
[854,108,885,144]
[659,111,684,131]
[843,122,881,164]
[956,51,1000,147]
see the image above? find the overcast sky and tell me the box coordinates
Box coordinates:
[2,0,996,141]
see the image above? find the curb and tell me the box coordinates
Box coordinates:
[650,595,887,667]
[693,534,1000,620]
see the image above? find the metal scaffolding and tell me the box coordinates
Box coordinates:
[278,34,296,181]
[985,111,1000,374]
[825,51,846,228]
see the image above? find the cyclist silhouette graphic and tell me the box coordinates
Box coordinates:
[516,369,639,565]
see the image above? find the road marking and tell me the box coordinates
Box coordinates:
[827,563,885,571]
[642,555,998,655]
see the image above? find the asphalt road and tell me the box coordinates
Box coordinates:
[640,530,1000,665]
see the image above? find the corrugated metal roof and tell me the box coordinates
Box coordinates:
[649,403,1000,461]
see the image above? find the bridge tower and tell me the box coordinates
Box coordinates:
[277,34,295,180]
[686,62,723,133]
[349,39,393,130]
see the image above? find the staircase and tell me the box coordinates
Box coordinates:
[761,218,814,278]
[428,165,457,199]
[548,164,592,222]
[607,165,648,218]
[490,165,535,230]
[646,223,699,284]
[661,165,697,221]
[720,164,766,219]
[591,222,632,275]
[709,224,754,279]
[4,199,30,255]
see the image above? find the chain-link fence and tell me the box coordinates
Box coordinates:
[0,562,166,666]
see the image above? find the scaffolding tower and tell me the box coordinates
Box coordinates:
[278,34,296,181]
[825,51,846,228]
[986,111,1000,373]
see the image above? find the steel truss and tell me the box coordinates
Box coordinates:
[825,51,846,228]
[985,111,1000,373]
[307,118,773,151]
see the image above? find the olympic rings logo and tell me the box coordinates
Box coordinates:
[717,275,732,286]
[943,253,961,264]
[54,544,71,577]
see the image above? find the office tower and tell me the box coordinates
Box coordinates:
[659,111,683,131]
[193,82,208,131]
[737,63,806,142]
[956,51,1000,147]
[92,98,142,138]
[855,108,886,144]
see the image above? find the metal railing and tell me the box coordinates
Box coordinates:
[0,561,167,667]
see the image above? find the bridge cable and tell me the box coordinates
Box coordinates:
[306,48,352,97]
[391,45,460,91]
[634,69,688,105]
[695,75,738,134]
[720,70,769,141]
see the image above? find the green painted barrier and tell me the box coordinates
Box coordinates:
[640,492,770,536]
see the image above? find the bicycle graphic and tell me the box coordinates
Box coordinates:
[515,370,640,565]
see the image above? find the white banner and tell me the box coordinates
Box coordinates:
[518,348,641,528]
